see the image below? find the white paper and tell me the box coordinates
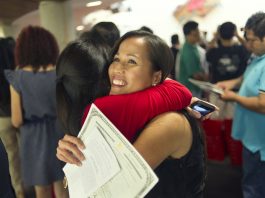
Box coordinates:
[63,104,158,198]
[63,122,121,197]
[189,78,224,95]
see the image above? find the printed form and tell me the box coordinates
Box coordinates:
[63,104,158,198]
[189,78,224,95]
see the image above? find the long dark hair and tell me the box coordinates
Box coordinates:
[56,33,111,136]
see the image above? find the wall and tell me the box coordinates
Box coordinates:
[2,0,265,45]
[84,0,265,44]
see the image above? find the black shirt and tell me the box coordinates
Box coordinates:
[206,45,249,83]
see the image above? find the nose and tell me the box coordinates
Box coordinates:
[112,62,125,74]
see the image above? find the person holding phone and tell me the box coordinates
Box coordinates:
[217,12,265,198]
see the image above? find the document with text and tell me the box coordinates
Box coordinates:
[189,78,224,95]
[63,104,158,198]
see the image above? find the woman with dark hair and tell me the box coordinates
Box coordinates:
[56,31,111,135]
[57,30,206,197]
[80,21,120,48]
[5,26,68,198]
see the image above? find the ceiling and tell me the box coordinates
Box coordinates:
[0,0,120,24]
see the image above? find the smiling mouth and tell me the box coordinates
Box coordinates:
[112,79,126,86]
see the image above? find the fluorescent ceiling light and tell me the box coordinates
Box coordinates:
[76,25,84,31]
[86,1,102,7]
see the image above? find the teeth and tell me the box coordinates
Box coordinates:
[113,79,125,86]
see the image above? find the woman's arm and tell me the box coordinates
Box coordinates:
[10,85,23,128]
[57,112,193,169]
[133,112,192,169]
[82,79,192,141]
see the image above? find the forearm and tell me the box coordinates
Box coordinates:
[226,76,243,89]
[217,76,243,90]
[234,94,265,113]
[10,86,23,128]
[161,79,192,109]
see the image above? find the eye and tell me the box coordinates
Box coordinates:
[112,57,119,63]
[128,59,137,64]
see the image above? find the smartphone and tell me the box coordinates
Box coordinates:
[190,100,216,116]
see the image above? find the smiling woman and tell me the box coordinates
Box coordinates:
[109,37,162,95]
[108,30,173,95]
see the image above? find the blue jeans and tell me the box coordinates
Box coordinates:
[242,147,265,198]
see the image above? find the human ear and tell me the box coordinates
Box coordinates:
[152,71,162,86]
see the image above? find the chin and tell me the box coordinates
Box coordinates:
[110,90,122,95]
[110,86,127,95]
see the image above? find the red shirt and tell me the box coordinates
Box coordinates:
[82,79,192,142]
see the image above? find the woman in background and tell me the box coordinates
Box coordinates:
[5,26,68,198]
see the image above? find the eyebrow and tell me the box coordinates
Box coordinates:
[127,54,139,58]
[116,52,139,58]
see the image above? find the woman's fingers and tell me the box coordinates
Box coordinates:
[186,106,202,119]
[190,97,199,104]
[56,146,82,166]
[56,135,86,166]
[58,138,85,161]
[64,134,85,150]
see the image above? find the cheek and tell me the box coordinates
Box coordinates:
[108,65,113,77]
[253,43,261,52]
[128,69,153,86]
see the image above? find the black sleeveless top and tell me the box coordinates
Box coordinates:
[144,111,206,198]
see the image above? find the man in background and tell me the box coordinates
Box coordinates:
[179,21,207,97]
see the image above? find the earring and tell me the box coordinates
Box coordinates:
[152,83,157,86]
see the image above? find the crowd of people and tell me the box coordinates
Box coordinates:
[0,11,264,198]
